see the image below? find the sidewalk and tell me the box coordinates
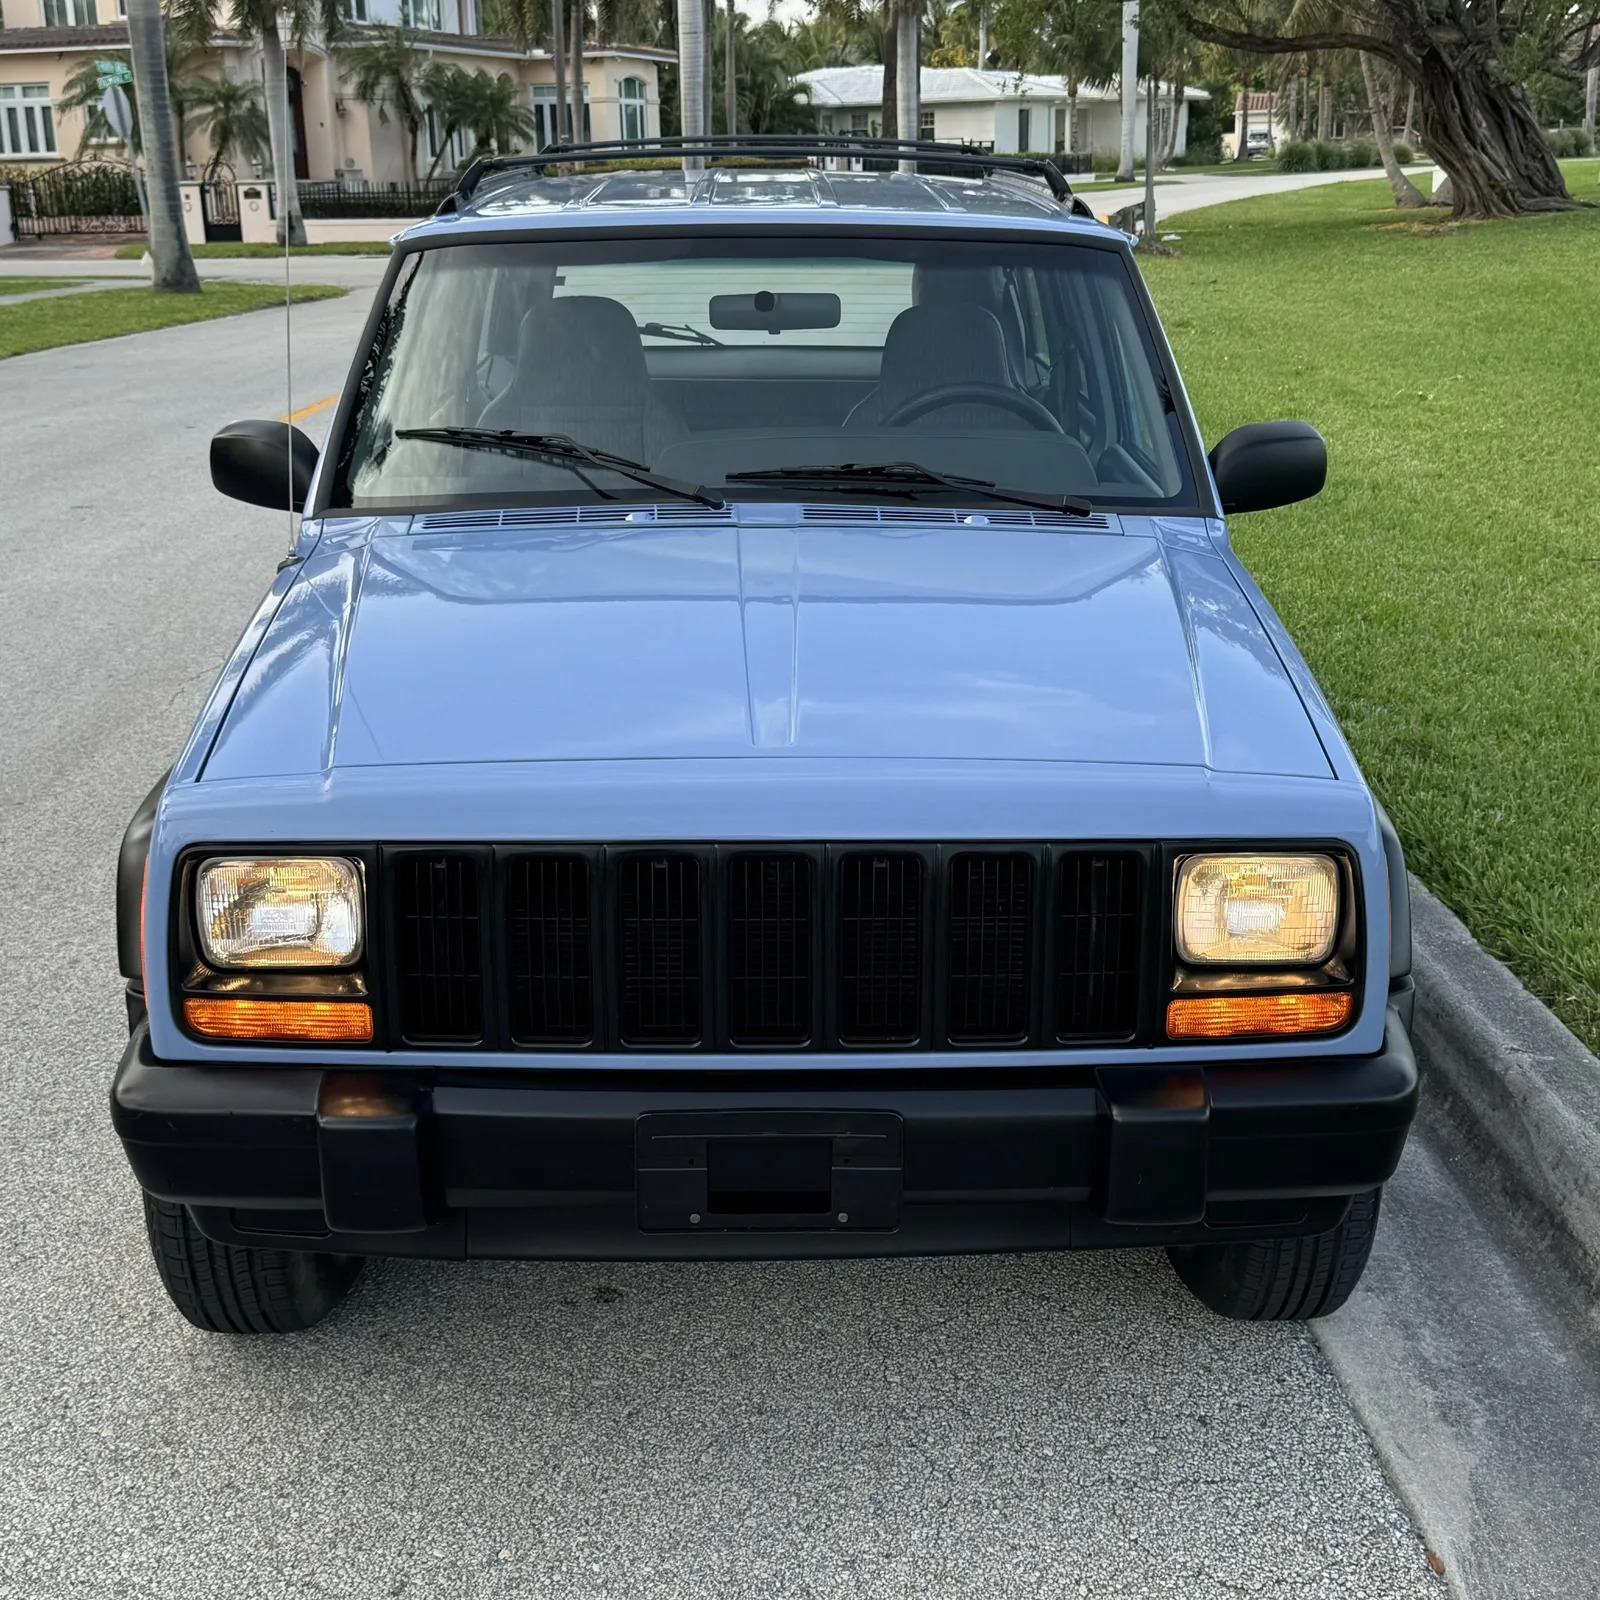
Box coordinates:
[1087,163,1434,223]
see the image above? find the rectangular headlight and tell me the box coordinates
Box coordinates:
[196,857,364,969]
[1175,853,1339,966]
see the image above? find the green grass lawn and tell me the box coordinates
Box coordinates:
[0,276,104,298]
[112,240,393,259]
[1139,175,1600,1048]
[0,281,346,360]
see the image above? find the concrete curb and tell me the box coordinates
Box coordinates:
[1408,874,1600,1301]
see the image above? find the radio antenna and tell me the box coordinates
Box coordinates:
[282,45,294,547]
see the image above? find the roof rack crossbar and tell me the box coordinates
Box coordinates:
[444,135,1079,210]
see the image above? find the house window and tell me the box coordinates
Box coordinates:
[918,107,934,139]
[849,110,869,135]
[1016,105,1032,151]
[402,0,440,29]
[531,84,590,149]
[43,0,98,22]
[618,75,646,143]
[341,0,369,19]
[0,85,57,157]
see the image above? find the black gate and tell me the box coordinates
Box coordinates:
[12,161,143,236]
[201,173,241,242]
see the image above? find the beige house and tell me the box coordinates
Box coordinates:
[0,0,668,184]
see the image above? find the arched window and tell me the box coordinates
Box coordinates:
[619,75,647,143]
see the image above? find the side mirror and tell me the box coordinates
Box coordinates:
[1208,421,1326,515]
[210,419,320,512]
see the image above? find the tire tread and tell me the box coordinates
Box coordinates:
[1167,1190,1382,1321]
[142,1195,360,1335]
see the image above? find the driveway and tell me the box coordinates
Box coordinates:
[1088,163,1432,221]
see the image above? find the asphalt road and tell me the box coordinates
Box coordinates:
[0,290,1454,1599]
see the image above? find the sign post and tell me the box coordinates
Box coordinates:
[95,61,148,232]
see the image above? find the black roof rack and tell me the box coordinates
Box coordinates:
[444,134,1090,214]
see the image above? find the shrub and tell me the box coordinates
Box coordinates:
[1313,139,1348,170]
[1173,139,1221,166]
[1545,127,1596,158]
[1346,136,1378,168]
[1090,151,1120,173]
[1393,141,1415,164]
[1277,139,1319,172]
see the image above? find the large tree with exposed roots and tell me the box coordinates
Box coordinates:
[1178,0,1600,218]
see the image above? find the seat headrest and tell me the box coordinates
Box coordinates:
[877,302,1012,418]
[516,294,647,385]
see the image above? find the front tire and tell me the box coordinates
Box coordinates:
[142,1194,362,1335]
[1167,1189,1382,1321]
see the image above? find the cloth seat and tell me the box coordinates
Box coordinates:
[846,302,1022,429]
[478,295,675,461]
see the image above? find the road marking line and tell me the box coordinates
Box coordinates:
[280,393,339,424]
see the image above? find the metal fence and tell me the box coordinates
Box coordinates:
[11,162,142,236]
[296,179,454,219]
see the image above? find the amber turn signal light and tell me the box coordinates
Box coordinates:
[1165,991,1353,1040]
[184,997,374,1042]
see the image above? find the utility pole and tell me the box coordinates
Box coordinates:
[1143,72,1156,239]
[551,0,568,142]
[1116,0,1139,182]
[124,0,199,293]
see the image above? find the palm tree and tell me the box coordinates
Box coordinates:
[1009,0,1120,153]
[677,0,707,168]
[185,75,271,181]
[126,0,200,292]
[463,69,543,158]
[337,28,428,177]
[168,0,345,246]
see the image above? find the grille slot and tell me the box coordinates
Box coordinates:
[506,855,594,1044]
[727,854,814,1046]
[1054,852,1144,1039]
[617,854,704,1046]
[837,853,924,1046]
[946,854,1034,1044]
[392,853,483,1043]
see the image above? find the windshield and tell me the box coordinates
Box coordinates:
[331,235,1197,513]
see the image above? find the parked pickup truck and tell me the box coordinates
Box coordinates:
[112,137,1417,1335]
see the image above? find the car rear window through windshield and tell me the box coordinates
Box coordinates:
[330,236,1197,513]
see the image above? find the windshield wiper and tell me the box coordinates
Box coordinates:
[638,320,723,347]
[393,427,725,509]
[723,462,1094,516]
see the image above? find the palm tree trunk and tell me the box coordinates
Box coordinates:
[570,0,585,142]
[261,21,306,246]
[1066,83,1076,154]
[126,0,199,291]
[676,0,705,172]
[1155,77,1181,169]
[1361,52,1425,207]
[551,0,568,143]
[701,0,714,138]
[1235,90,1248,161]
[1401,81,1415,143]
[880,2,897,140]
[1142,74,1156,236]
[723,0,736,136]
[1116,0,1138,179]
[895,4,916,168]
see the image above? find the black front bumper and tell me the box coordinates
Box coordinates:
[112,1014,1418,1260]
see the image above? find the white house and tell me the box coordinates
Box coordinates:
[798,66,1207,161]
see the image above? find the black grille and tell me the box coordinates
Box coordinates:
[837,853,924,1045]
[617,854,703,1046]
[727,855,814,1046]
[506,855,593,1044]
[392,854,483,1043]
[1054,852,1144,1039]
[947,854,1034,1044]
[382,842,1152,1052]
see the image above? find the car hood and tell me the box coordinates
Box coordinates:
[201,514,1332,780]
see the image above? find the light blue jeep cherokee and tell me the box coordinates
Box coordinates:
[113,138,1417,1334]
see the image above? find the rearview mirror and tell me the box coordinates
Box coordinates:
[210,419,320,512]
[709,291,841,333]
[1209,421,1326,515]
